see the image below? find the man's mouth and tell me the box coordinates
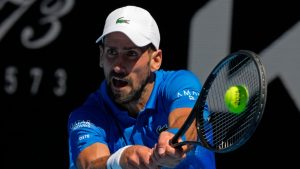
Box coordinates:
[112,77,129,88]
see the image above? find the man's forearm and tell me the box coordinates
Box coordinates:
[168,107,197,141]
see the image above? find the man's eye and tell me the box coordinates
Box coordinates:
[107,49,117,55]
[126,51,139,59]
[105,49,118,59]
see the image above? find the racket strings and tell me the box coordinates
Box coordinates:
[212,83,257,145]
[200,54,264,152]
[217,88,259,146]
[218,99,261,149]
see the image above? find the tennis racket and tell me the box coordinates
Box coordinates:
[169,50,267,153]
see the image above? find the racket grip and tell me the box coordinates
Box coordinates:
[167,128,186,148]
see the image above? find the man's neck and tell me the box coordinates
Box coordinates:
[122,81,154,118]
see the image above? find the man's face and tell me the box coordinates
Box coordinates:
[100,32,153,104]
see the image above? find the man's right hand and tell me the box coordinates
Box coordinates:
[150,131,187,168]
[120,145,160,169]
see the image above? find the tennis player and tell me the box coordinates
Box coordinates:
[68,5,216,169]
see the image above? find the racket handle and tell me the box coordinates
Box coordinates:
[168,128,186,148]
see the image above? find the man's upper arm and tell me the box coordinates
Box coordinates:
[68,91,111,168]
[164,71,201,140]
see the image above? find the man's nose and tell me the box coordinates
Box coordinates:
[112,55,126,74]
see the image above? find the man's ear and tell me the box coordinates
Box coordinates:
[99,46,104,68]
[150,50,162,71]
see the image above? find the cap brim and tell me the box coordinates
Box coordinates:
[95,26,151,48]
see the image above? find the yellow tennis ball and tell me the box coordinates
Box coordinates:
[224,85,249,114]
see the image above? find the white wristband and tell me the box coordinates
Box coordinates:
[106,145,132,169]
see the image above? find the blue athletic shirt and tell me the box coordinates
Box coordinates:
[68,69,216,169]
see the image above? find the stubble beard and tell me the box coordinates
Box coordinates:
[107,72,151,106]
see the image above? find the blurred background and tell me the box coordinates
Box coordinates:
[1,0,299,168]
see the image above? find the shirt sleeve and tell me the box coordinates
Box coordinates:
[163,70,202,113]
[67,93,109,165]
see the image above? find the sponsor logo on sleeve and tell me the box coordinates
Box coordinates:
[177,90,199,100]
[70,120,92,131]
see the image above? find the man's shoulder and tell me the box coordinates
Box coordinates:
[157,69,199,84]
[157,69,197,78]
[154,69,201,98]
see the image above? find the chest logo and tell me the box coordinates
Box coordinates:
[156,124,168,134]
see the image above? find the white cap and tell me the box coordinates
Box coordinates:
[96,6,160,50]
